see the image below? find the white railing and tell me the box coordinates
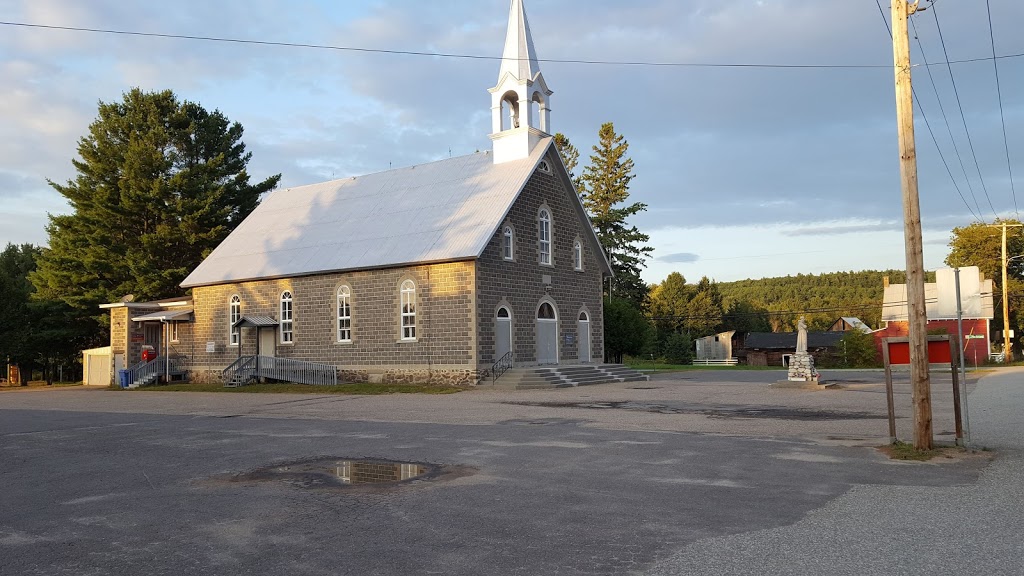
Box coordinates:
[691,358,739,366]
[255,356,338,386]
[127,356,187,387]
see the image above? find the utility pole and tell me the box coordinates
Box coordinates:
[891,0,932,450]
[987,222,1022,363]
[1002,223,1010,361]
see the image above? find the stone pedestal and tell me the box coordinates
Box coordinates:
[786,352,817,382]
[771,352,834,389]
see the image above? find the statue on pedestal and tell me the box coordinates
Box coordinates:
[796,316,808,354]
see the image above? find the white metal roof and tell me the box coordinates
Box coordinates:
[131,308,194,322]
[182,140,564,288]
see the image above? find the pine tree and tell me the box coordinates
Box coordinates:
[579,123,653,307]
[31,88,280,330]
[553,133,583,191]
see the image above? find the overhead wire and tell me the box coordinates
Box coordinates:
[983,0,1019,218]
[2,20,1024,70]
[874,0,986,222]
[909,17,984,221]
[928,2,999,219]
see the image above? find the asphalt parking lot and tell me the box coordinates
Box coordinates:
[1,368,1020,575]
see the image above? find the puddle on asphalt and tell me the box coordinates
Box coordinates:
[235,458,437,489]
[506,401,890,421]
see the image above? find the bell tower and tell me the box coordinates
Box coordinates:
[489,0,553,164]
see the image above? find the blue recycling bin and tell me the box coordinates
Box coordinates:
[118,370,130,389]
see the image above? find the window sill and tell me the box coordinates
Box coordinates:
[278,341,295,347]
[336,340,353,346]
[398,338,418,344]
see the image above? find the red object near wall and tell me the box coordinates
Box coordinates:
[884,339,952,365]
[874,319,989,364]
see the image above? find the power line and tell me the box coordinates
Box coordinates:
[928,3,998,219]
[2,20,1024,70]
[984,0,1019,218]
[909,17,984,220]
[874,0,984,222]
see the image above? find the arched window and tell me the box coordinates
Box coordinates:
[573,239,583,271]
[497,307,511,319]
[229,295,241,346]
[337,286,352,342]
[400,280,416,340]
[538,209,551,265]
[579,311,589,322]
[280,291,294,343]
[538,302,556,320]
[503,226,514,261]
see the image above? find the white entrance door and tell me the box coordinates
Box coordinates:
[578,311,591,363]
[259,328,276,358]
[496,307,512,361]
[536,302,558,365]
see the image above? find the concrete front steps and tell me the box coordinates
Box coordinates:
[489,364,649,390]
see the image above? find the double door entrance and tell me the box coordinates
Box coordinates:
[494,304,593,366]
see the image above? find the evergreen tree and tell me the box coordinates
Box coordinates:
[31,88,280,330]
[603,298,651,363]
[579,123,653,307]
[1,244,93,382]
[649,272,692,334]
[553,132,583,191]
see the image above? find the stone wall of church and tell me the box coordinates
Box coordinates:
[475,146,606,367]
[186,261,478,385]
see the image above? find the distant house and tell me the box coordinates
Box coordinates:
[829,317,873,334]
[695,331,737,362]
[743,332,845,366]
[874,267,994,363]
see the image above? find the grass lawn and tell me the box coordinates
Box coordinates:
[1,381,83,390]
[128,382,463,395]
[626,362,785,372]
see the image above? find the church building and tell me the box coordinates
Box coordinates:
[102,0,615,387]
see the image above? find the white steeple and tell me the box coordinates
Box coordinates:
[488,0,553,164]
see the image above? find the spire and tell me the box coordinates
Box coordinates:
[499,0,541,82]
[488,0,553,164]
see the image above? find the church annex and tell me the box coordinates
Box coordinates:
[102,0,613,386]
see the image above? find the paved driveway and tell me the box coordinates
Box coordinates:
[0,368,1017,575]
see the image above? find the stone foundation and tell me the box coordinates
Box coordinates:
[381,369,481,387]
[339,369,370,383]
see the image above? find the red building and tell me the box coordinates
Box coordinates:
[874,267,994,364]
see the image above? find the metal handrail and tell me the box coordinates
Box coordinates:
[492,351,514,383]
[127,356,165,387]
[254,356,338,386]
[222,356,257,386]
[222,356,337,386]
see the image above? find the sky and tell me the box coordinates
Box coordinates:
[1,0,1022,284]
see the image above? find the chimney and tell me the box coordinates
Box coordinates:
[883,276,890,288]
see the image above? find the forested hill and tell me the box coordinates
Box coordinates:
[716,270,931,331]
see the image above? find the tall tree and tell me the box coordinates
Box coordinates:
[0,244,38,367]
[1,244,92,383]
[649,272,692,334]
[603,298,651,363]
[946,219,1024,344]
[553,132,583,191]
[31,88,280,330]
[579,123,653,307]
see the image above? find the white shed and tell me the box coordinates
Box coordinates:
[82,346,112,386]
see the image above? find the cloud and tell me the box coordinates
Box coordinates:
[658,252,701,264]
